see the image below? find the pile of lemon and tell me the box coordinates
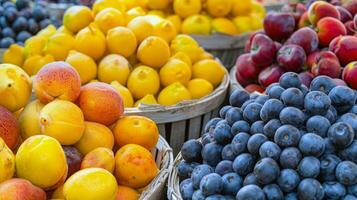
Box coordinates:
[2,0,227,108]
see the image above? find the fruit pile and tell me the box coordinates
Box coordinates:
[3,2,226,108]
[234,0,357,93]
[0,0,60,48]
[177,72,357,200]
[0,62,162,199]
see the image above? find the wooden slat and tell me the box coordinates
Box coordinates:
[188,116,202,140]
[157,124,167,139]
[169,121,187,155]
[201,112,212,136]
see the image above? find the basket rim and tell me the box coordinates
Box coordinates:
[167,151,184,200]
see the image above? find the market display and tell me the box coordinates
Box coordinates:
[177,72,357,199]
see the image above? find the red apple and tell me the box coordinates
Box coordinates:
[286,27,319,54]
[354,12,357,29]
[329,35,357,65]
[344,20,357,35]
[245,84,265,93]
[298,71,315,87]
[277,44,306,72]
[244,31,263,53]
[235,69,254,87]
[343,0,357,16]
[342,61,357,89]
[306,51,321,70]
[258,64,285,88]
[310,51,341,78]
[235,53,262,82]
[308,1,341,25]
[263,12,296,41]
[250,34,277,67]
[336,6,353,22]
[317,17,347,47]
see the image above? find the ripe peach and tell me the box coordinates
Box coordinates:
[329,35,357,65]
[0,106,19,150]
[115,185,139,200]
[343,61,357,89]
[62,146,83,177]
[317,17,346,46]
[308,1,340,25]
[33,62,81,104]
[78,82,124,126]
[19,100,44,140]
[81,147,115,173]
[310,51,341,78]
[298,12,311,28]
[0,137,15,183]
[0,178,46,200]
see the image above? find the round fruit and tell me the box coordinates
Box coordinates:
[206,0,233,17]
[65,50,98,85]
[106,27,137,58]
[212,18,238,35]
[182,15,212,35]
[159,58,192,87]
[111,81,134,108]
[94,8,125,34]
[147,0,169,10]
[80,147,115,173]
[187,78,214,99]
[92,0,126,15]
[158,82,192,106]
[116,185,140,200]
[153,19,177,43]
[127,66,160,99]
[63,6,93,33]
[18,100,44,140]
[192,59,225,87]
[137,36,170,68]
[135,94,158,107]
[23,54,55,76]
[98,54,131,85]
[44,33,75,61]
[3,44,25,67]
[0,137,15,183]
[173,0,201,18]
[127,16,154,43]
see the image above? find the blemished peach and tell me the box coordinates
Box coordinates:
[33,61,81,104]
[0,106,20,150]
[81,147,115,173]
[0,178,46,200]
[78,82,124,126]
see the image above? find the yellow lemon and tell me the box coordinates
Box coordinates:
[122,0,148,9]
[250,13,263,30]
[52,185,65,199]
[36,25,57,40]
[92,0,126,15]
[63,168,118,200]
[192,59,225,87]
[137,36,170,69]
[158,82,191,106]
[170,52,192,67]
[160,59,191,87]
[111,81,134,108]
[199,50,214,60]
[233,16,252,33]
[43,33,75,61]
[187,78,213,99]
[125,6,146,24]
[23,54,55,76]
[147,10,166,17]
[182,14,211,35]
[57,25,73,35]
[94,8,125,34]
[128,54,139,66]
[127,16,154,43]
[134,94,158,107]
[142,14,164,26]
[23,36,46,57]
[127,66,160,99]
[147,0,170,10]
[75,24,106,61]
[18,100,45,140]
[166,15,182,33]
[212,18,238,35]
[65,50,97,84]
[251,0,266,18]
[206,0,232,17]
[106,27,137,58]
[3,44,25,66]
[63,6,93,33]
[173,0,201,18]
[153,19,177,43]
[231,0,253,16]
[98,54,131,85]
[170,34,203,63]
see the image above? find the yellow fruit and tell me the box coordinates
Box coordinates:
[75,121,114,155]
[125,7,146,24]
[16,135,67,189]
[173,0,201,18]
[158,82,191,106]
[233,16,252,33]
[187,78,213,99]
[63,6,93,33]
[106,27,137,58]
[23,36,46,57]
[18,100,45,140]
[147,10,166,17]
[43,33,75,61]
[3,44,24,67]
[127,16,154,43]
[57,25,73,35]
[134,94,158,107]
[63,168,118,200]
[153,19,177,43]
[92,0,126,15]
[137,36,170,68]
[170,52,192,66]
[122,0,148,9]
[22,54,55,76]
[37,25,57,40]
[75,24,106,61]
[212,18,238,35]
[52,185,65,199]
[166,15,182,33]
[250,13,263,30]
[160,59,191,87]
[0,64,31,112]
[65,50,97,85]
[94,8,125,34]
[127,66,160,99]
[116,185,139,200]
[111,81,134,108]
[39,100,85,145]
[142,14,164,26]
[231,0,253,16]
[98,54,131,85]
[147,0,170,10]
[81,147,115,173]
[0,138,15,183]
[206,0,232,17]
[251,0,266,18]
[182,14,211,35]
[199,50,214,60]
[192,59,225,87]
[170,34,203,63]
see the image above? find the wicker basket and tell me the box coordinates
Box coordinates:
[125,68,230,155]
[229,65,243,95]
[167,151,187,200]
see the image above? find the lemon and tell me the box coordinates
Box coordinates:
[122,0,148,9]
[3,44,25,66]
[160,59,191,87]
[206,0,232,17]
[125,7,146,24]
[170,52,192,66]
[134,94,158,107]
[182,15,211,35]
[24,36,46,57]
[233,16,252,33]
[36,25,57,40]
[166,15,182,33]
[170,34,203,63]
[137,36,170,69]
[23,54,55,76]
[127,66,160,99]
[192,59,225,87]
[187,78,213,99]
[231,0,253,16]
[127,16,154,43]
[212,18,238,35]
[75,24,106,61]
[106,27,137,58]
[147,0,170,10]
[158,82,191,106]
[111,81,134,108]
[92,0,126,15]
[63,6,93,33]
[65,50,97,84]
[142,14,164,26]
[57,25,73,35]
[98,54,131,85]
[147,10,166,17]
[250,13,263,30]
[251,0,266,18]
[199,50,214,60]
[128,54,139,66]
[43,33,75,61]
[153,19,177,43]
[94,8,125,34]
[173,0,201,18]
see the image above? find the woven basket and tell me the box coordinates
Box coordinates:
[229,65,243,95]
[167,151,187,200]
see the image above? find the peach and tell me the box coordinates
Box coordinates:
[298,12,311,28]
[317,17,346,46]
[115,185,139,200]
[0,178,46,200]
[51,185,65,199]
[0,64,32,112]
[18,100,44,140]
[310,51,341,78]
[81,147,115,173]
[329,35,357,65]
[115,144,158,189]
[0,137,15,183]
[342,61,357,89]
[16,135,68,190]
[62,146,83,177]
[33,62,81,104]
[0,106,19,150]
[78,82,124,126]
[308,1,340,25]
